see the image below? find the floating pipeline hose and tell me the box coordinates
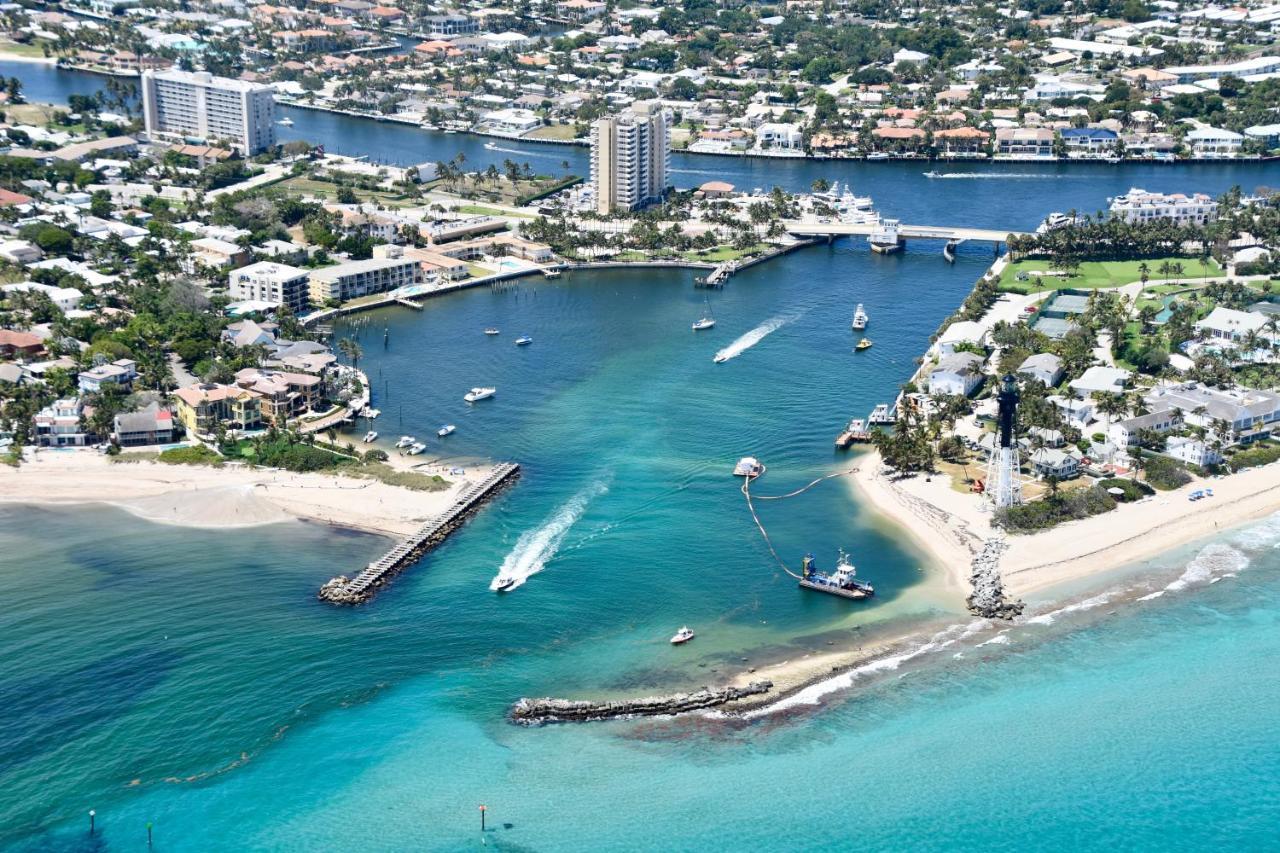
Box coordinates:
[740,467,859,580]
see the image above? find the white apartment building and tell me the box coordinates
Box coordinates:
[141,69,276,154]
[590,101,671,214]
[1108,187,1218,225]
[230,261,312,312]
[307,256,422,305]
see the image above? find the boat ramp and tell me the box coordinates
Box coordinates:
[318,462,521,605]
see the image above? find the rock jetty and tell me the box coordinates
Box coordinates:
[510,681,774,725]
[966,537,1025,619]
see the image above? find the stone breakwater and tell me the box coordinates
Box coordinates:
[967,537,1025,619]
[510,681,775,725]
[319,463,520,605]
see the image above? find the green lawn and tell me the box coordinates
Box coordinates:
[1001,257,1223,293]
[455,204,533,218]
[523,124,581,142]
[0,41,49,59]
[276,176,408,206]
[681,244,766,263]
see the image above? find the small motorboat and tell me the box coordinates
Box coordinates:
[395,435,415,448]
[464,387,497,402]
[713,352,728,364]
[363,430,378,443]
[485,328,501,336]
[733,456,765,478]
[496,577,516,592]
[277,117,294,127]
[515,336,533,346]
[406,442,427,455]
[484,141,497,150]
[670,626,695,645]
[437,424,455,437]
[856,339,873,351]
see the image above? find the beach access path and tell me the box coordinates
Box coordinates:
[0,450,501,537]
[848,449,1280,600]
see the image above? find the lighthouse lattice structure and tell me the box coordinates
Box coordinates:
[986,374,1023,508]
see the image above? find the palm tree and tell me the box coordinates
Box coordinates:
[1171,261,1185,281]
[337,337,363,370]
[1138,262,1150,287]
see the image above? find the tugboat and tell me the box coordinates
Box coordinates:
[851,304,868,330]
[855,339,873,351]
[733,456,766,478]
[670,626,695,644]
[464,387,496,402]
[437,424,455,437]
[835,418,870,449]
[799,550,875,600]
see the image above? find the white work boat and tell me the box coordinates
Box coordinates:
[670,626,695,644]
[464,387,496,402]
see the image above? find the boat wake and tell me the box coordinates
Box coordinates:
[490,481,608,591]
[713,310,804,363]
[484,144,557,160]
[926,172,1070,180]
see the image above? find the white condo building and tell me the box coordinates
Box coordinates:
[589,101,671,214]
[1108,187,1218,226]
[230,261,311,312]
[141,70,276,154]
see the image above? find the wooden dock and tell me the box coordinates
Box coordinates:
[395,296,424,310]
[318,462,521,605]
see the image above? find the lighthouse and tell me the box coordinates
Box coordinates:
[986,374,1023,508]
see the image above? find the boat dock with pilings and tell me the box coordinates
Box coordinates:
[318,462,521,605]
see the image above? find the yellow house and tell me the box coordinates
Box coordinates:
[172,383,263,438]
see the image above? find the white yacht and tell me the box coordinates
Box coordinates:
[437,424,455,437]
[464,387,497,403]
[868,219,903,254]
[670,626,695,645]
[363,430,378,443]
[395,435,415,448]
[851,304,868,331]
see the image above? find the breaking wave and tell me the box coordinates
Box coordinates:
[490,481,608,591]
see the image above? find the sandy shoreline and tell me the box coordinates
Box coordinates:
[0,449,504,537]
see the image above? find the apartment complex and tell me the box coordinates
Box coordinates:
[1109,188,1218,225]
[141,69,277,154]
[230,261,312,312]
[306,255,422,304]
[589,101,671,214]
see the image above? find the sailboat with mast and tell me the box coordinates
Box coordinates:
[692,296,716,330]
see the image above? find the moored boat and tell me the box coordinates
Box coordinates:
[406,442,427,455]
[395,435,415,448]
[542,268,561,279]
[363,430,378,443]
[799,550,875,600]
[851,303,868,330]
[868,403,893,424]
[437,424,455,437]
[670,626,695,644]
[733,456,765,478]
[464,387,497,402]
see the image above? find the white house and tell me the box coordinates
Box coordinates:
[0,240,43,265]
[1017,352,1063,387]
[928,352,985,397]
[1185,127,1243,157]
[934,320,987,355]
[1069,366,1131,399]
[1165,435,1222,467]
[1108,409,1182,447]
[78,358,138,393]
[1145,381,1280,438]
[1194,306,1271,344]
[1030,447,1080,478]
[754,122,803,150]
[1048,394,1095,428]
[1,281,84,312]
[893,48,930,65]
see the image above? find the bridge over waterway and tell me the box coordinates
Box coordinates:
[782,221,1030,244]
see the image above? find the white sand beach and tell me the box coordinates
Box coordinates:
[0,449,502,537]
[849,449,1280,599]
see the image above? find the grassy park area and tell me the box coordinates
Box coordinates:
[1001,257,1223,293]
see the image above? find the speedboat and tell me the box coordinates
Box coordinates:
[496,577,516,592]
[484,141,497,150]
[406,442,427,455]
[851,303,868,330]
[277,117,294,127]
[395,435,415,448]
[670,626,695,644]
[515,336,533,346]
[733,456,765,478]
[484,328,501,336]
[923,170,941,178]
[856,339,873,351]
[692,317,715,330]
[363,430,378,443]
[437,424,455,437]
[464,387,496,402]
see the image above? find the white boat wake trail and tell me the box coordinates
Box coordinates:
[714,310,805,363]
[490,481,608,591]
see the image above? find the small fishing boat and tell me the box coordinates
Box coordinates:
[437,424,455,437]
[496,577,516,592]
[485,328,501,336]
[856,339,873,351]
[395,435,415,448]
[799,550,875,600]
[670,626,695,645]
[363,430,378,443]
[464,387,497,402]
[515,336,533,346]
[851,303,868,330]
[406,442,427,455]
[733,456,765,478]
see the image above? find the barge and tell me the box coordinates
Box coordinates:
[799,551,875,600]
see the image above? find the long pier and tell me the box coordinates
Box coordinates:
[783,221,1029,243]
[318,462,521,605]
